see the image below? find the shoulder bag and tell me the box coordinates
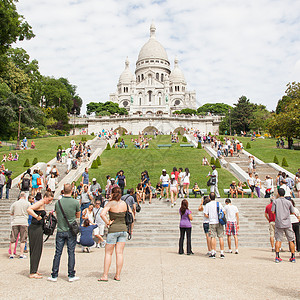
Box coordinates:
[125,203,134,240]
[217,202,227,225]
[58,200,79,236]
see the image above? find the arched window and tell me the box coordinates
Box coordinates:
[138,75,140,82]
[161,74,164,82]
[156,73,159,80]
[141,74,144,80]
[148,91,152,102]
[123,87,126,93]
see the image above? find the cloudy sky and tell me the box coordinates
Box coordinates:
[15,0,300,112]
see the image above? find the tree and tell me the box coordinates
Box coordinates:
[0,0,35,55]
[197,103,232,115]
[172,108,197,115]
[249,104,271,133]
[86,101,128,115]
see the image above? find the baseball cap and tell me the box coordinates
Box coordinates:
[111,178,115,181]
[92,178,96,181]
[162,169,166,172]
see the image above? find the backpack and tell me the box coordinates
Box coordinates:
[43,212,57,242]
[125,203,134,240]
[21,178,30,190]
[216,202,227,225]
[37,177,42,185]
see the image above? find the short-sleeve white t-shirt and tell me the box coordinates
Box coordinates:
[203,201,223,225]
[224,204,239,222]
[160,174,170,185]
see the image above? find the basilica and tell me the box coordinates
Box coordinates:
[109,23,197,115]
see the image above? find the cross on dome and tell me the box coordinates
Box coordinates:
[150,22,156,38]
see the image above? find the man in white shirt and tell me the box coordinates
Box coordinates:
[209,165,220,198]
[204,192,225,259]
[280,180,292,200]
[224,199,239,254]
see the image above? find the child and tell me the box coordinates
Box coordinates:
[156,182,162,199]
[5,174,12,199]
[79,219,98,253]
[178,199,193,255]
[192,182,201,198]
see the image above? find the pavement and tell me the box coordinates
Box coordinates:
[1,247,300,299]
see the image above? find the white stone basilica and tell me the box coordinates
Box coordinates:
[109,23,197,115]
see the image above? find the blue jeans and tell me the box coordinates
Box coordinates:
[80,202,90,225]
[0,185,3,199]
[51,231,77,278]
[5,188,10,199]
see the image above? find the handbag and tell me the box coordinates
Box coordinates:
[37,177,42,185]
[125,203,134,240]
[136,202,141,213]
[217,202,227,225]
[58,200,79,236]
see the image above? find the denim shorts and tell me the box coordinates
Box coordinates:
[106,231,127,244]
[203,222,209,234]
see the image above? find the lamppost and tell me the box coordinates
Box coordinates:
[228,109,232,136]
[16,105,23,150]
[73,108,76,135]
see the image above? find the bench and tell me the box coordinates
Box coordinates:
[157,144,172,148]
[188,188,208,197]
[180,144,194,148]
[224,188,252,198]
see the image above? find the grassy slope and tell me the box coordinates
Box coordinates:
[89,135,237,197]
[236,137,300,174]
[1,135,93,179]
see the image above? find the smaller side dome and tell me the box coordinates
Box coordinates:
[169,57,186,83]
[119,57,135,83]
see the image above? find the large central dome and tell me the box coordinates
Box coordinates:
[137,23,169,62]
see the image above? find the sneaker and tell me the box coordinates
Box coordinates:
[68,276,80,282]
[19,255,27,259]
[235,250,239,254]
[174,202,176,205]
[220,254,225,259]
[272,248,275,252]
[159,196,162,200]
[275,257,282,263]
[96,243,100,248]
[81,246,85,253]
[100,241,106,248]
[226,249,232,253]
[209,253,216,259]
[171,204,174,208]
[166,199,170,202]
[289,257,296,263]
[206,252,211,256]
[9,255,14,259]
[86,247,90,253]
[47,277,57,282]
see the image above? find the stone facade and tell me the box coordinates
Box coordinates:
[109,23,196,115]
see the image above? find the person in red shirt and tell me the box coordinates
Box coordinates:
[171,167,179,181]
[265,198,276,252]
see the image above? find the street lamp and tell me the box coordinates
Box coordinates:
[16,105,23,150]
[73,108,76,135]
[228,109,232,136]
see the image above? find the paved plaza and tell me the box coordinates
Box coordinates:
[0,247,299,299]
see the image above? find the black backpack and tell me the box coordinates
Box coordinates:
[125,203,134,240]
[43,212,57,242]
[21,178,30,190]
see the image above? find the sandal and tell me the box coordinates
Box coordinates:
[114,277,120,281]
[98,278,108,282]
[29,274,43,279]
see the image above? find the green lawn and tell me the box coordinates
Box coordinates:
[1,135,93,179]
[235,137,300,174]
[89,135,237,197]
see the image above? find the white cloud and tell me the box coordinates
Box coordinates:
[15,0,300,112]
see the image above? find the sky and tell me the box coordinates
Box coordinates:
[15,0,300,113]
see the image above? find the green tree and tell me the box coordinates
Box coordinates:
[249,104,271,133]
[86,101,128,115]
[0,0,35,55]
[197,103,232,115]
[172,108,197,115]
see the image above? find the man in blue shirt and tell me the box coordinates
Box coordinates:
[81,167,89,185]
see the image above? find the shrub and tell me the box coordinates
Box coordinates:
[273,155,279,164]
[106,143,111,150]
[246,142,251,149]
[197,142,202,149]
[210,157,215,165]
[208,132,212,136]
[122,132,126,136]
[81,136,87,142]
[91,132,95,136]
[97,156,101,166]
[91,160,98,169]
[57,145,62,150]
[215,158,221,168]
[177,131,181,135]
[32,157,38,165]
[282,157,289,167]
[23,158,30,167]
[220,137,224,142]
[118,137,122,143]
[182,136,187,142]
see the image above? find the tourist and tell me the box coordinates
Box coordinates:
[0,171,5,199]
[182,168,190,198]
[202,156,209,166]
[31,169,40,196]
[99,187,131,281]
[81,167,89,185]
[247,173,255,198]
[160,169,170,200]
[295,173,300,198]
[264,175,274,198]
[66,154,72,174]
[248,156,254,174]
[264,197,276,252]
[48,183,80,282]
[276,171,283,192]
[178,167,185,198]
[224,199,239,254]
[155,182,162,198]
[79,219,98,253]
[192,182,201,198]
[47,173,57,193]
[90,178,102,201]
[27,191,54,279]
[38,170,45,193]
[142,171,152,204]
[51,165,59,178]
[136,182,144,204]
[237,181,245,198]
[93,200,106,248]
[107,178,119,199]
[198,196,211,255]
[170,174,178,208]
[254,174,261,198]
[272,188,296,263]
[18,172,31,200]
[204,192,225,258]
[5,173,12,199]
[178,199,193,255]
[9,192,30,259]
[229,181,238,198]
[121,188,136,218]
[208,165,220,198]
[289,199,300,253]
[82,203,95,224]
[105,175,111,198]
[171,167,179,181]
[1,154,6,162]
[280,180,292,200]
[116,170,126,195]
[80,184,93,225]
